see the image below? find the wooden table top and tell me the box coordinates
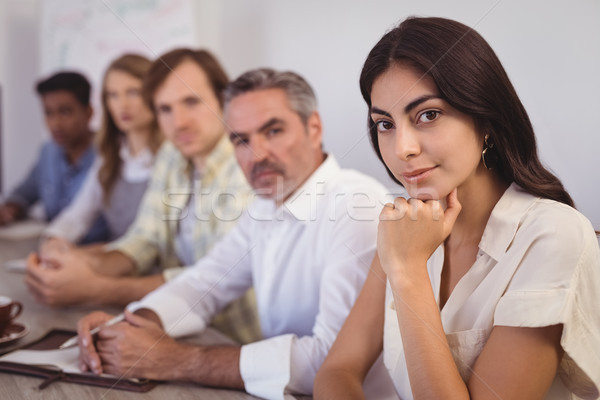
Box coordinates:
[0,229,309,399]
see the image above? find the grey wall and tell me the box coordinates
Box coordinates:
[1,0,599,229]
[210,0,600,228]
[0,0,43,198]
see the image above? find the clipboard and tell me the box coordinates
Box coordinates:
[0,329,158,392]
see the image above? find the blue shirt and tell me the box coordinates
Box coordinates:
[6,141,108,244]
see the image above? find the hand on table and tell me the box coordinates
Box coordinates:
[38,237,73,268]
[77,311,115,374]
[25,250,102,306]
[0,203,23,225]
[78,310,179,379]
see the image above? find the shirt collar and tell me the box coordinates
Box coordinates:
[119,141,154,165]
[177,134,234,182]
[479,183,538,261]
[203,135,235,180]
[64,144,95,171]
[280,154,339,222]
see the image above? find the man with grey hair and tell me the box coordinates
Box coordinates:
[77,68,396,399]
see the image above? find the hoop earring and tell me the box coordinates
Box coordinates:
[481,134,496,170]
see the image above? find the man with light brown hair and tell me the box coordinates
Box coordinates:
[26,49,260,344]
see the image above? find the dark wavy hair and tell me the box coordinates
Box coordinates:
[359,16,573,207]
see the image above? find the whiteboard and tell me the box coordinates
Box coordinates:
[40,0,198,127]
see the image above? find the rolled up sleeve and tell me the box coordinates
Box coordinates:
[127,215,255,338]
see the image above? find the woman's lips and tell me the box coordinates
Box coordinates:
[402,166,437,184]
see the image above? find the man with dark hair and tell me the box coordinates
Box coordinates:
[76,68,394,399]
[36,71,92,106]
[26,49,260,345]
[0,71,107,244]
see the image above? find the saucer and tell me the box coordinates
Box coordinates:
[0,323,29,346]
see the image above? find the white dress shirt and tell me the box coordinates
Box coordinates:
[383,184,600,399]
[128,155,398,399]
[45,144,154,243]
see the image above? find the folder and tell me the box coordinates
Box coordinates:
[0,329,157,392]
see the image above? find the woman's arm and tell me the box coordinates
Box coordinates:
[390,267,563,399]
[381,192,563,399]
[469,325,563,399]
[314,255,387,400]
[44,158,103,243]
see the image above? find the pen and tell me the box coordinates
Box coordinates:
[58,313,125,349]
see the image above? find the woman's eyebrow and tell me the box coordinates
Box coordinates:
[370,107,392,118]
[404,95,442,113]
[371,95,442,117]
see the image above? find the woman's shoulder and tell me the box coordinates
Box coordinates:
[509,191,599,277]
[487,184,597,271]
[485,185,596,257]
[521,196,595,245]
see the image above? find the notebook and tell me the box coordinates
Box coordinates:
[0,220,46,240]
[3,258,27,272]
[0,329,157,392]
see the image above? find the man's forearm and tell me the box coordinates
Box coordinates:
[95,274,166,307]
[170,344,245,389]
[92,250,137,277]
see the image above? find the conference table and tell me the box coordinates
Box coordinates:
[0,227,311,399]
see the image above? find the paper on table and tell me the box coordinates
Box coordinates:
[3,258,27,272]
[0,347,139,380]
[0,347,81,373]
[0,220,46,241]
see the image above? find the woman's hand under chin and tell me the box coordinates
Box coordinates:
[377,188,462,281]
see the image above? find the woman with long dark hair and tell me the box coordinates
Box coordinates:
[315,17,599,399]
[43,54,162,248]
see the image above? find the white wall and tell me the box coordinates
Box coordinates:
[0,0,5,195]
[1,0,599,229]
[0,1,5,94]
[213,0,600,228]
[0,0,43,196]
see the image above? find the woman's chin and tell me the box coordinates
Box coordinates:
[405,186,444,201]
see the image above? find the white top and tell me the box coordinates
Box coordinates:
[383,184,600,400]
[128,155,398,399]
[173,170,202,267]
[173,199,196,266]
[45,144,154,243]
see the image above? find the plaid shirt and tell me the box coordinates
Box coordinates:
[107,136,261,343]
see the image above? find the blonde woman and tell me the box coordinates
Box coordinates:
[42,54,162,251]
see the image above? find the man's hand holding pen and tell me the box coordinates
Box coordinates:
[76,309,171,378]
